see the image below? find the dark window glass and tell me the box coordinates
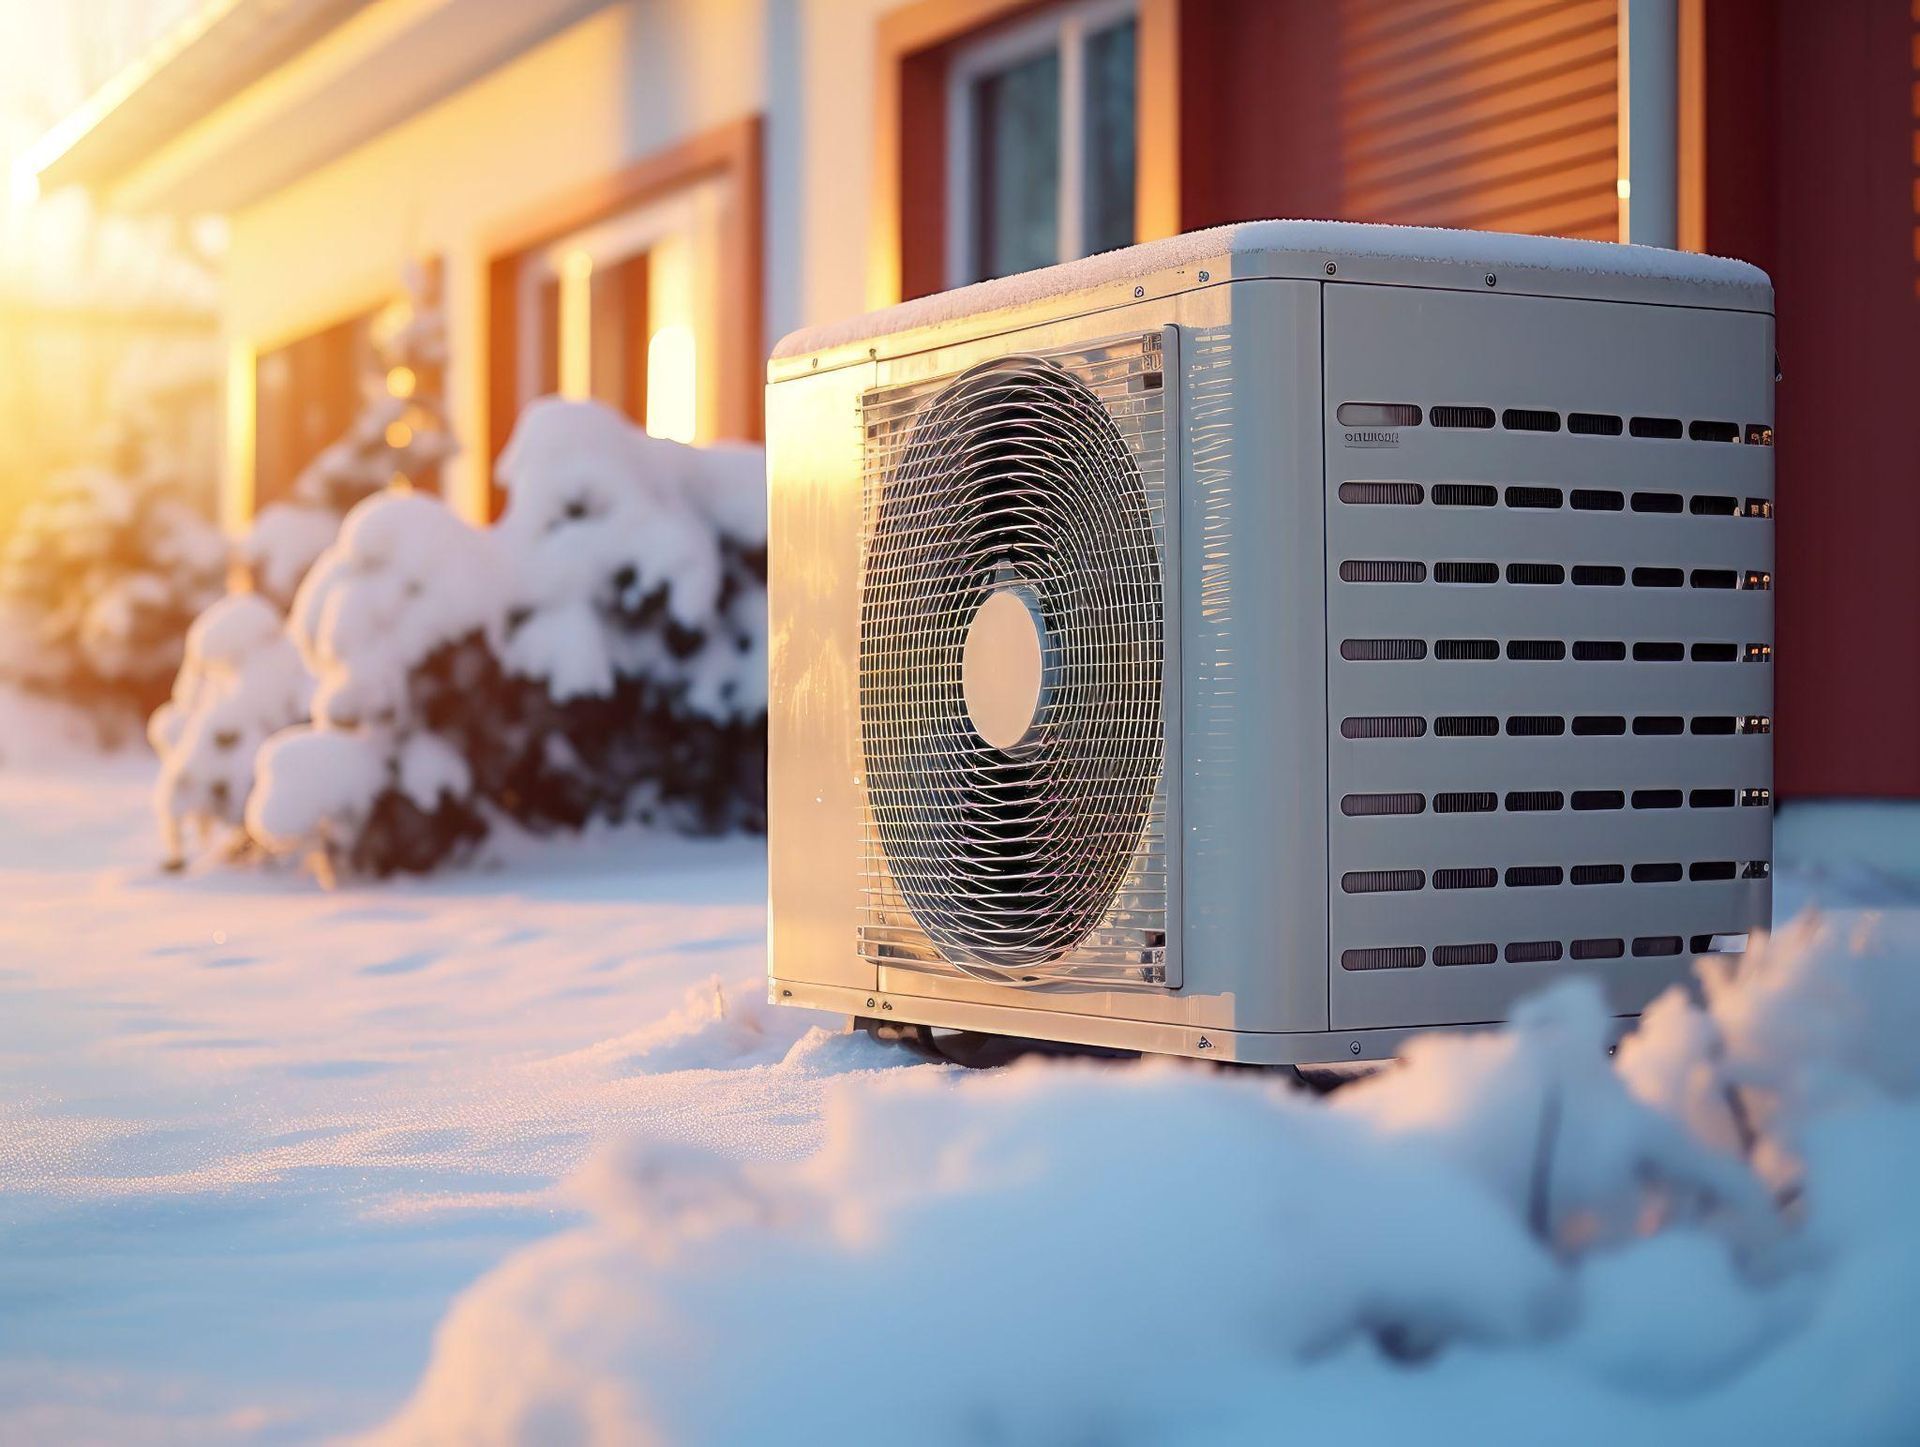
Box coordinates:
[973,50,1061,282]
[1082,19,1137,256]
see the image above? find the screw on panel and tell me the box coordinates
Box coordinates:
[1485,273,1498,287]
[1133,285,1145,298]
[1197,270,1210,283]
[880,1000,893,1011]
[866,997,877,1009]
[1324,261,1337,275]
[1196,1035,1213,1051]
[1349,1041,1363,1056]
[782,988,793,998]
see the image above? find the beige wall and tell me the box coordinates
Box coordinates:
[223,0,775,526]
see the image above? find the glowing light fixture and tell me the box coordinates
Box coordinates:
[645,324,697,442]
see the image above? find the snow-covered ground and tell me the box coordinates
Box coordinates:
[3,743,1917,1443]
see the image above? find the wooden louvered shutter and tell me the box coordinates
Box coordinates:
[1335,0,1621,241]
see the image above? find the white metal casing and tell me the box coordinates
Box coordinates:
[766,221,1774,1063]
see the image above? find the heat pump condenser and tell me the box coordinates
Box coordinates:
[766,222,1774,1064]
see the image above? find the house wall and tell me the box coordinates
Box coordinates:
[1699,0,1920,799]
[223,0,779,524]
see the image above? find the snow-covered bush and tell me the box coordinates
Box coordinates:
[242,399,766,879]
[148,593,312,867]
[374,925,1920,1445]
[0,460,224,721]
[247,491,499,879]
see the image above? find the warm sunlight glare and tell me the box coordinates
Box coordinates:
[385,421,413,449]
[559,249,595,400]
[645,324,697,443]
[386,365,416,398]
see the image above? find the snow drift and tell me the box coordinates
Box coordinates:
[371,918,1920,1444]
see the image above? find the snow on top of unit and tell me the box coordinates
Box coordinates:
[772,220,1771,359]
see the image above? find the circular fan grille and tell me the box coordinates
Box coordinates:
[861,355,1164,970]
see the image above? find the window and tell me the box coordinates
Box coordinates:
[485,117,765,497]
[946,0,1138,286]
[253,309,376,510]
[513,183,722,445]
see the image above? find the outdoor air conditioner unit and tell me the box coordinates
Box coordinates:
[765,221,1774,1064]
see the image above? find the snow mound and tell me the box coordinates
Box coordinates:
[372,929,1920,1445]
[613,977,812,1075]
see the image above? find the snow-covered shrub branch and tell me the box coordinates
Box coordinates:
[373,918,1920,1443]
[239,399,766,878]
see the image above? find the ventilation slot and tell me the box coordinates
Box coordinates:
[1506,639,1565,661]
[1634,715,1683,735]
[1692,643,1739,663]
[1338,402,1423,427]
[1342,792,1426,817]
[1572,790,1625,811]
[1506,865,1564,887]
[1339,480,1424,506]
[1632,863,1684,883]
[1506,715,1565,737]
[1572,489,1624,511]
[1436,639,1499,660]
[1435,715,1498,738]
[1571,716,1625,737]
[1506,940,1563,963]
[1572,937,1625,959]
[1633,935,1683,957]
[1434,867,1498,889]
[1691,494,1738,517]
[1342,639,1426,661]
[1690,569,1737,590]
[1634,643,1684,663]
[1507,562,1564,585]
[1574,640,1627,661]
[1343,869,1425,894]
[1633,789,1683,810]
[1435,561,1499,584]
[1342,946,1426,971]
[1630,416,1683,439]
[1430,406,1495,429]
[1341,560,1427,583]
[1573,863,1626,885]
[1689,419,1741,443]
[1690,789,1736,808]
[1505,485,1563,509]
[1431,483,1498,506]
[1568,412,1623,436]
[1573,565,1625,587]
[1632,491,1683,513]
[1505,790,1564,812]
[1435,943,1497,966]
[1633,566,1684,588]
[1691,717,1736,736]
[1690,860,1737,881]
[1693,932,1750,955]
[1342,715,1427,739]
[1433,792,1497,815]
[1502,408,1561,433]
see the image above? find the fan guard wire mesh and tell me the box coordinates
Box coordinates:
[859,349,1166,974]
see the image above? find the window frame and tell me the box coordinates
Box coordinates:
[484,115,764,506]
[942,0,1140,288]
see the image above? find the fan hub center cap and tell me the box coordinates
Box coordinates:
[962,585,1048,749]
